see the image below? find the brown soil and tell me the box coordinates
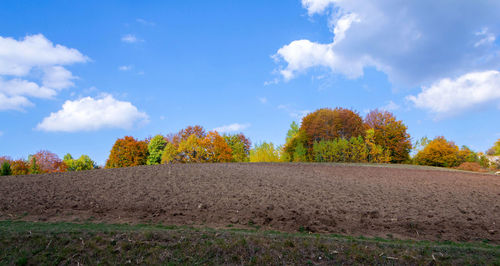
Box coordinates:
[1,163,499,243]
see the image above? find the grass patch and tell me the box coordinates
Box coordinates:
[0,220,498,265]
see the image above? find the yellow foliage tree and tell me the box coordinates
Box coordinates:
[414,136,460,167]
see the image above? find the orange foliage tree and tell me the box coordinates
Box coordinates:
[202,131,233,162]
[105,136,148,168]
[175,130,233,163]
[300,108,365,157]
[30,150,67,173]
[10,160,29,175]
[171,125,206,145]
[414,136,460,167]
[364,110,412,163]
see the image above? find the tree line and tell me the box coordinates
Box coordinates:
[1,107,499,176]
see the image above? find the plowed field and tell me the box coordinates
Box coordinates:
[1,163,499,243]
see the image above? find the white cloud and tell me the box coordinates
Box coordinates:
[274,1,500,88]
[278,104,310,120]
[213,123,250,133]
[258,97,268,104]
[136,18,156,26]
[0,93,33,111]
[36,94,149,132]
[407,70,500,116]
[475,28,496,47]
[0,34,87,111]
[380,100,400,112]
[118,65,133,71]
[302,0,338,15]
[42,66,75,89]
[121,34,142,43]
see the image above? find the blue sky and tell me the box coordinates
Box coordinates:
[1,0,499,165]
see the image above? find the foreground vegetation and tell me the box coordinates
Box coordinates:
[0,220,498,265]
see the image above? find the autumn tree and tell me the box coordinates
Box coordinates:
[171,125,206,145]
[174,131,233,163]
[30,150,67,173]
[365,129,391,163]
[487,139,500,155]
[64,154,96,171]
[201,131,233,162]
[223,133,251,162]
[147,135,167,165]
[105,136,148,168]
[0,156,11,166]
[457,146,478,164]
[364,110,412,163]
[10,160,29,175]
[301,108,365,155]
[161,142,179,164]
[414,136,460,167]
[250,142,282,162]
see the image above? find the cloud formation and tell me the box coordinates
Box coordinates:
[213,123,250,133]
[118,65,133,71]
[274,0,500,88]
[36,94,149,132]
[0,34,88,110]
[121,34,141,43]
[407,70,500,116]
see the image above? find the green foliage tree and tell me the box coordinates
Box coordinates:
[147,135,167,165]
[1,162,12,176]
[249,142,282,162]
[64,154,96,171]
[458,146,478,164]
[292,141,307,162]
[478,153,491,169]
[223,133,251,162]
[488,139,500,155]
[286,121,300,143]
[28,157,41,174]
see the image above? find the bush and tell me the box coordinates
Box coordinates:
[455,162,486,172]
[249,142,282,162]
[147,135,167,165]
[414,136,460,167]
[105,136,149,168]
[312,136,369,163]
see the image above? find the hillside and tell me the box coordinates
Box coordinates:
[1,163,499,243]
